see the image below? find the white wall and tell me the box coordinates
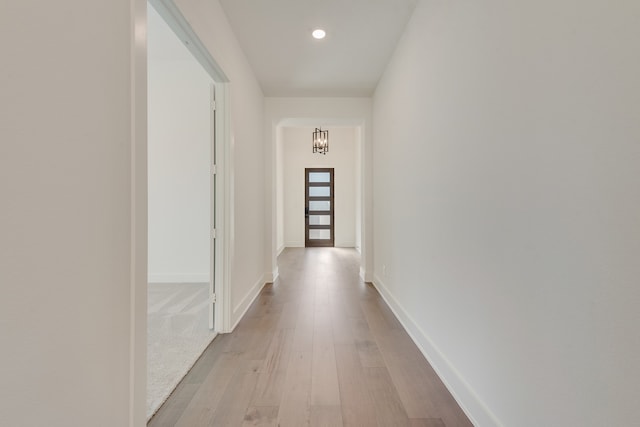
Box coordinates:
[372,1,640,426]
[276,126,285,253]
[265,97,373,280]
[148,5,212,283]
[175,0,266,328]
[282,127,357,248]
[354,127,362,253]
[0,0,147,425]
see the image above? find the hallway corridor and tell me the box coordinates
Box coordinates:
[148,248,472,426]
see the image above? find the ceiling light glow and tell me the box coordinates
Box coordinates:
[312,29,326,39]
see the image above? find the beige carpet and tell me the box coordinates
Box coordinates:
[147,283,217,420]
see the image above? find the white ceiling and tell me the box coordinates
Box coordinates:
[219,0,418,97]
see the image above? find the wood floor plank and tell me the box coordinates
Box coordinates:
[350,317,385,368]
[363,366,411,427]
[365,309,473,426]
[333,344,378,427]
[251,328,294,406]
[292,296,315,352]
[246,315,281,361]
[330,312,354,346]
[313,288,332,331]
[311,326,341,406]
[173,351,242,426]
[409,418,446,427]
[147,383,199,427]
[226,312,280,362]
[242,406,279,426]
[361,301,441,420]
[259,328,294,374]
[310,405,344,427]
[181,334,228,385]
[329,296,358,346]
[360,299,393,335]
[277,301,300,329]
[207,367,260,427]
[375,299,404,330]
[277,350,313,426]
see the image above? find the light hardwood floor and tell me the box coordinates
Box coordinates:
[148,248,473,427]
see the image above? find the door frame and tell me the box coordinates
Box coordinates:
[135,1,233,424]
[208,83,216,330]
[212,83,231,333]
[149,0,232,334]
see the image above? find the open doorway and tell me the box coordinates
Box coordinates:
[146,2,216,419]
[278,125,361,252]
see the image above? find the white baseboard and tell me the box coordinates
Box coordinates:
[359,267,369,282]
[335,242,356,248]
[231,274,268,331]
[284,243,357,249]
[148,274,209,283]
[359,268,373,282]
[265,267,279,283]
[372,274,502,427]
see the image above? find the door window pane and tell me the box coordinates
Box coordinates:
[309,215,331,225]
[309,200,330,211]
[309,172,330,183]
[309,186,330,197]
[309,229,331,239]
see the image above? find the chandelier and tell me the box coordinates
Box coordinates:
[313,127,329,155]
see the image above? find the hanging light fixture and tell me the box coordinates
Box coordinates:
[313,127,329,155]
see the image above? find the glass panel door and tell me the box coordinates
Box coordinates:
[305,168,334,247]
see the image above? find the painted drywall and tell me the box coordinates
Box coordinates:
[175,0,266,328]
[148,5,212,283]
[372,1,640,426]
[354,127,362,253]
[282,127,357,248]
[0,0,147,425]
[276,126,285,253]
[265,97,373,280]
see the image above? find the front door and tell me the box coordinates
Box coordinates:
[305,168,334,247]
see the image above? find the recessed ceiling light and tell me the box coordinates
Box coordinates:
[312,29,326,40]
